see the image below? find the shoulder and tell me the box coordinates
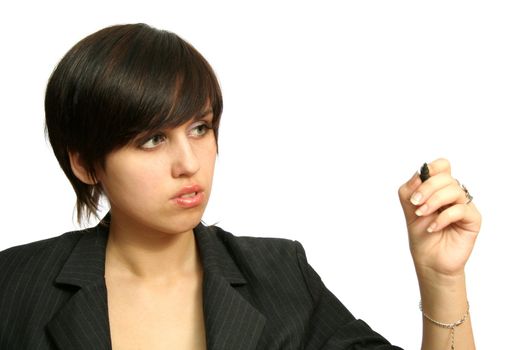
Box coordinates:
[210,225,306,271]
[206,225,316,297]
[214,225,302,256]
[0,228,87,290]
[208,227,398,348]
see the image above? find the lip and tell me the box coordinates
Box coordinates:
[171,184,205,208]
[173,184,203,198]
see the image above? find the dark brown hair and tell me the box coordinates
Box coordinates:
[45,23,223,224]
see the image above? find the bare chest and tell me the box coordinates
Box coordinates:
[105,277,206,350]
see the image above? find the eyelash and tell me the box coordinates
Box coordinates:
[191,122,212,137]
[139,121,212,150]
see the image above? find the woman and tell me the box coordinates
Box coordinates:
[0,23,480,349]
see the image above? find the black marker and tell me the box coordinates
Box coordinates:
[419,163,430,182]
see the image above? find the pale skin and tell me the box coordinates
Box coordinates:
[71,111,481,349]
[70,111,216,349]
[399,158,481,349]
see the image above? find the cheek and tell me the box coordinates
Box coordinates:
[102,157,168,207]
[198,138,218,172]
[198,150,217,183]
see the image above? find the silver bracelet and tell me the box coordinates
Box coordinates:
[419,300,469,350]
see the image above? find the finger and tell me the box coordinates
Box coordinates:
[399,158,454,224]
[399,171,420,198]
[426,158,452,177]
[427,203,466,232]
[426,202,481,233]
[399,158,453,206]
[409,172,456,206]
[398,171,422,220]
[414,182,465,217]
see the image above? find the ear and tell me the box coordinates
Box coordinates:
[68,151,98,185]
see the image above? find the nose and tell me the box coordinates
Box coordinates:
[169,135,200,178]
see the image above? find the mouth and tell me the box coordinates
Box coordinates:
[179,192,198,198]
[173,184,204,198]
[172,191,205,208]
[171,184,205,208]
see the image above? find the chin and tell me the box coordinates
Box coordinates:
[161,211,205,234]
[117,201,208,235]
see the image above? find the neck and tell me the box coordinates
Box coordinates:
[104,212,202,283]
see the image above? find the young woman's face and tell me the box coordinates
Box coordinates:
[96,111,217,234]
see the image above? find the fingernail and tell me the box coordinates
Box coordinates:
[415,204,427,216]
[427,222,437,233]
[411,192,423,205]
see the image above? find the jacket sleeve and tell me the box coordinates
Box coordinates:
[294,241,404,350]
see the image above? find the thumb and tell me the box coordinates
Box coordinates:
[398,170,421,224]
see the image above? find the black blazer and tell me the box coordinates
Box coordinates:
[0,218,402,350]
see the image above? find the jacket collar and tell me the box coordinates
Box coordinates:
[196,223,267,349]
[46,214,266,350]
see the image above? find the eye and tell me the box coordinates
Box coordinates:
[140,133,166,149]
[189,122,212,137]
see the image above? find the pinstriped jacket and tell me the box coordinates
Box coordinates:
[0,217,402,350]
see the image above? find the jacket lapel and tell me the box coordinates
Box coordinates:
[195,223,266,350]
[45,223,112,350]
[45,218,266,350]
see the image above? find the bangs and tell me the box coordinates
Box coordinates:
[100,26,223,147]
[51,23,223,157]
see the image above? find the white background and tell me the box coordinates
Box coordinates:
[1,1,524,348]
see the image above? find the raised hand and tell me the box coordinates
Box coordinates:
[398,158,481,278]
